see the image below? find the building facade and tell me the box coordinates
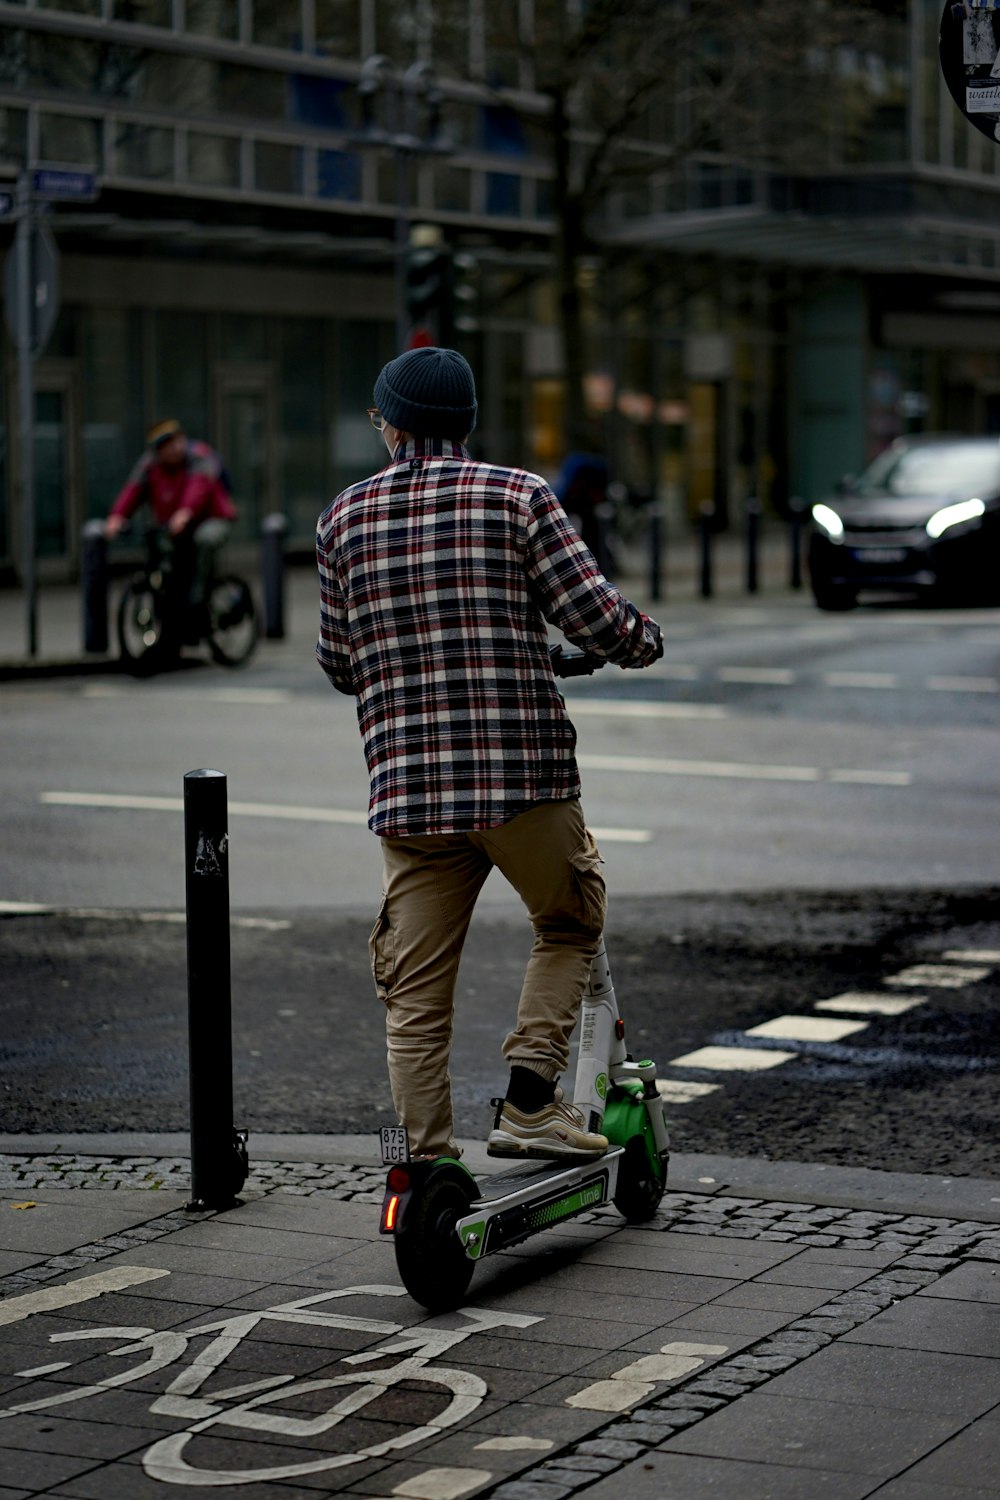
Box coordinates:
[1,0,1000,580]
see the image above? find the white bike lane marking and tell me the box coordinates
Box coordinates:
[566,1340,730,1413]
[0,1279,547,1489]
[0,1265,169,1327]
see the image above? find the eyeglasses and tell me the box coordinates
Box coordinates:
[367,408,387,432]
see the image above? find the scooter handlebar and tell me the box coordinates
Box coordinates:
[549,644,604,678]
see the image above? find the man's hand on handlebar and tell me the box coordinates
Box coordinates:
[105,514,128,541]
[549,644,603,678]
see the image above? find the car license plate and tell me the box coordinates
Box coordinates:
[852,547,907,564]
[379,1126,410,1164]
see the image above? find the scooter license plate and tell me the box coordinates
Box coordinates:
[379,1126,410,1164]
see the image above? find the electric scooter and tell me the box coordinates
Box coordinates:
[378,646,670,1312]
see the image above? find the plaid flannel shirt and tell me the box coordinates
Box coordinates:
[316,437,661,836]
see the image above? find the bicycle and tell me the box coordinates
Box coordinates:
[379,644,671,1312]
[0,1282,540,1484]
[116,526,257,674]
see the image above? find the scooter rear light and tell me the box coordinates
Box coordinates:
[615,1020,626,1040]
[386,1166,411,1192]
[383,1194,401,1231]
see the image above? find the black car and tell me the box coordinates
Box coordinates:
[808,435,1000,610]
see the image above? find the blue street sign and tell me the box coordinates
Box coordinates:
[31,167,97,201]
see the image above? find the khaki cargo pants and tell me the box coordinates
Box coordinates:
[369,799,607,1158]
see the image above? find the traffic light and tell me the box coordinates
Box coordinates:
[450,252,480,336]
[405,242,452,342]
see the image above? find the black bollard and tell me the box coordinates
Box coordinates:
[260,512,288,640]
[699,503,715,598]
[789,496,806,590]
[745,497,761,595]
[183,769,248,1212]
[81,519,109,654]
[649,504,664,603]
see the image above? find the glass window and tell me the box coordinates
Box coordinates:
[187,131,241,188]
[0,106,28,166]
[315,0,359,59]
[280,318,328,538]
[115,121,173,180]
[186,0,239,41]
[112,1,173,25]
[252,0,304,50]
[39,111,102,168]
[220,315,269,365]
[81,307,144,519]
[334,319,395,493]
[154,311,208,439]
[255,140,303,195]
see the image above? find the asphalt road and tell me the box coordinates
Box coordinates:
[2,583,998,1174]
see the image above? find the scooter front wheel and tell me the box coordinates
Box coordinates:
[394,1165,476,1313]
[612,1132,667,1223]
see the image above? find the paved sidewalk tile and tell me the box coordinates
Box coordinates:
[584,1450,880,1499]
[915,1259,1000,1303]
[657,1390,964,1477]
[841,1295,1000,1356]
[762,1342,999,1418]
[890,1416,1000,1491]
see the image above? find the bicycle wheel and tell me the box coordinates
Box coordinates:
[117,580,176,674]
[207,575,257,666]
[394,1164,476,1312]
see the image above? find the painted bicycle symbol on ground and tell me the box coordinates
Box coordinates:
[1,1282,542,1486]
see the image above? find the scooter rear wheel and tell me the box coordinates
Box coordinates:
[394,1166,476,1312]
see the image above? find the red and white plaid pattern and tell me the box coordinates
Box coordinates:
[316,438,661,835]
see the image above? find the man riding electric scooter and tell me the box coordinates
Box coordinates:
[316,347,662,1166]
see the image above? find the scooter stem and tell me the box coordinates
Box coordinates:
[572,939,629,1133]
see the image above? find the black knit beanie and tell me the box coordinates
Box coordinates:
[374,347,477,439]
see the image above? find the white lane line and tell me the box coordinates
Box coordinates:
[943,948,1000,964]
[578,755,912,787]
[814,992,926,1016]
[828,769,912,786]
[566,698,728,721]
[0,904,290,930]
[887,963,991,989]
[666,1045,798,1072]
[40,791,369,826]
[0,1267,170,1327]
[926,676,998,694]
[393,1470,492,1500]
[745,1014,869,1043]
[657,1079,722,1104]
[717,667,796,685]
[660,664,700,680]
[589,827,652,844]
[824,672,899,689]
[82,685,292,704]
[39,792,649,846]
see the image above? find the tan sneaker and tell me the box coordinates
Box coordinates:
[487,1089,608,1161]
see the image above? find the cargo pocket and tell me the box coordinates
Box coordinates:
[569,830,607,937]
[368,892,395,1006]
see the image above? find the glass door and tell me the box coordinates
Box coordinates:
[33,364,81,574]
[214,365,277,541]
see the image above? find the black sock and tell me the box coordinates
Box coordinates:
[506,1065,556,1113]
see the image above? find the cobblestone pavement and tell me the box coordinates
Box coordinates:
[2,1149,999,1498]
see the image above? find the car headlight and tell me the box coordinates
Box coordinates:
[925,497,986,539]
[811,503,844,540]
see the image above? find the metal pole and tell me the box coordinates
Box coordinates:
[789,496,805,590]
[745,496,760,595]
[16,173,36,657]
[699,502,715,599]
[649,504,664,602]
[80,518,109,654]
[260,512,287,640]
[183,768,248,1212]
